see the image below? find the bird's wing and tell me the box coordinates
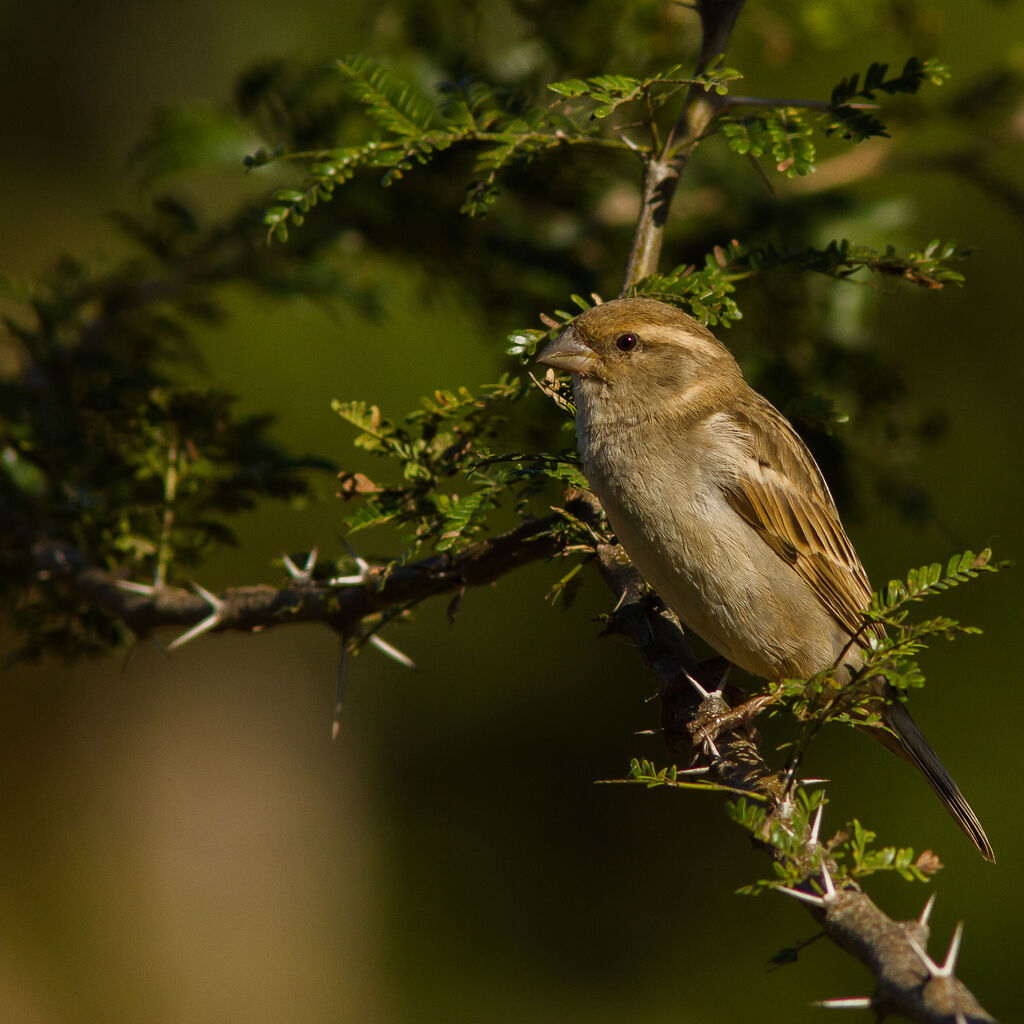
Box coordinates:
[719,396,875,640]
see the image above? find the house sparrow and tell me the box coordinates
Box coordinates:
[538,297,993,861]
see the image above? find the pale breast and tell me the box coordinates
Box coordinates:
[578,405,845,680]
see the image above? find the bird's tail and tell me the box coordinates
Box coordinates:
[880,699,995,862]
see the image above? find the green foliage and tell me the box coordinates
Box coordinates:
[0,195,349,662]
[870,548,1005,621]
[624,771,940,897]
[728,790,941,897]
[547,60,742,120]
[764,549,1004,750]
[721,56,949,176]
[628,237,966,329]
[260,56,613,238]
[623,549,1003,897]
[622,758,770,799]
[722,109,816,177]
[336,55,435,139]
[632,244,746,325]
[826,57,951,139]
[332,378,588,564]
[0,11,1002,715]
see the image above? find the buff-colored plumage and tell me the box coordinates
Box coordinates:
[538,297,993,861]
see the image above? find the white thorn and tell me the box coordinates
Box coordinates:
[907,920,962,980]
[283,547,318,582]
[116,580,158,595]
[714,664,732,695]
[774,885,825,907]
[616,130,642,152]
[905,934,941,978]
[684,670,710,699]
[340,536,370,574]
[941,922,964,977]
[368,634,416,669]
[919,892,937,927]
[955,1014,968,1024]
[820,858,837,900]
[800,778,830,786]
[811,997,873,1010]
[328,540,374,587]
[676,765,711,776]
[166,583,225,650]
[703,733,720,758]
[809,801,825,847]
[327,574,366,586]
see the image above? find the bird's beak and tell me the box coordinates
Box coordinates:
[536,326,597,376]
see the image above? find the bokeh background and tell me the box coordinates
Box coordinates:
[2,1,1023,1022]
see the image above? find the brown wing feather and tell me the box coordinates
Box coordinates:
[722,395,875,639]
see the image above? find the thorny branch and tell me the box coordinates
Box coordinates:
[31,512,566,643]
[594,533,996,1023]
[30,483,998,1019]
[13,3,1003,1018]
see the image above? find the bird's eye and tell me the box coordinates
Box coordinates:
[615,333,638,352]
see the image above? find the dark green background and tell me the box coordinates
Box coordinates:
[1,2,1021,1021]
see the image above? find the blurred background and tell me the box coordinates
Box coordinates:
[2,1,1023,1021]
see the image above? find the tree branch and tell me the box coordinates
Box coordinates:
[621,0,746,291]
[31,513,568,643]
[592,542,998,1023]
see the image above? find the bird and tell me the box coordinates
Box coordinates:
[537,296,993,861]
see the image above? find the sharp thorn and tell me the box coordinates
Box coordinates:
[684,670,710,698]
[919,892,937,927]
[116,580,159,595]
[941,922,964,977]
[328,574,366,587]
[166,611,221,650]
[283,548,318,582]
[774,885,825,907]
[190,582,225,612]
[368,633,416,669]
[820,858,837,900]
[811,997,873,1010]
[339,536,370,574]
[714,664,731,695]
[906,935,942,979]
[809,801,825,847]
[166,583,225,650]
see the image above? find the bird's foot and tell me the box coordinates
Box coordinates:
[685,672,777,758]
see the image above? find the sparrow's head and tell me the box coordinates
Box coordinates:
[537,298,741,408]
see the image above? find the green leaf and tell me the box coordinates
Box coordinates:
[336,55,434,138]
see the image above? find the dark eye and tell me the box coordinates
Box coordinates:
[615,333,638,352]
